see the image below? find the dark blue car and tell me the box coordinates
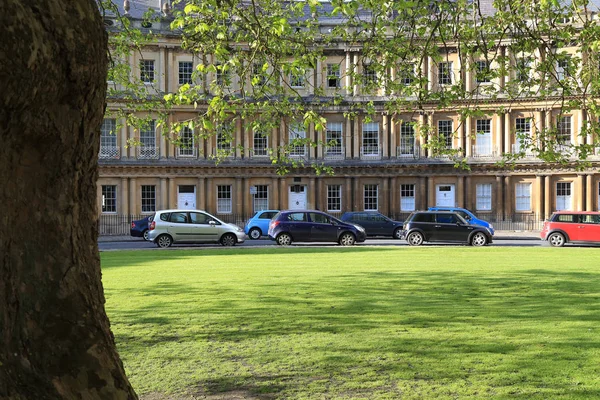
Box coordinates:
[268,210,366,246]
[130,216,153,241]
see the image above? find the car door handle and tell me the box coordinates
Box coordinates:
[434,225,441,228]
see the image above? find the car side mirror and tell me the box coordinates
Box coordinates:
[209,220,216,226]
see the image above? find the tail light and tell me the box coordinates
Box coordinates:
[270,220,280,230]
[150,221,156,230]
[131,222,136,228]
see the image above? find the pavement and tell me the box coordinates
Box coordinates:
[98,230,541,243]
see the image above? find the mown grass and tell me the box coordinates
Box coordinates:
[101,246,600,399]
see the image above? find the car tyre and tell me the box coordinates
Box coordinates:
[156,234,173,248]
[220,233,237,247]
[339,232,356,246]
[407,231,424,246]
[142,229,149,241]
[548,232,566,247]
[276,233,292,246]
[470,232,487,247]
[393,228,403,240]
[248,227,262,240]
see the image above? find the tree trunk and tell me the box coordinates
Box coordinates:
[0,1,137,398]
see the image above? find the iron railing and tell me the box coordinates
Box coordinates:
[98,212,546,236]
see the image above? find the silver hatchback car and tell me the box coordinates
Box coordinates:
[148,209,246,248]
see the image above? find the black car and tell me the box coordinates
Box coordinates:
[340,211,404,239]
[401,211,492,246]
[268,210,367,246]
[130,216,153,241]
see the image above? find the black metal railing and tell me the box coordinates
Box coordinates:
[98,211,545,236]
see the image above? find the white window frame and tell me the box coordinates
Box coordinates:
[362,122,379,155]
[476,183,492,211]
[475,119,492,156]
[101,185,117,213]
[438,62,453,85]
[100,118,118,158]
[514,118,531,153]
[289,71,305,88]
[515,183,531,212]
[400,184,416,211]
[252,185,269,212]
[178,126,195,157]
[363,63,377,84]
[140,59,155,83]
[327,185,342,212]
[437,120,453,149]
[178,61,193,85]
[557,116,572,145]
[217,185,232,214]
[253,129,268,157]
[475,60,491,83]
[217,123,232,152]
[364,184,379,211]
[399,122,415,155]
[556,182,572,211]
[139,120,158,159]
[141,185,156,213]
[326,63,341,88]
[289,123,306,157]
[326,122,343,157]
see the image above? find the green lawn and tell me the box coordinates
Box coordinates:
[101,247,600,399]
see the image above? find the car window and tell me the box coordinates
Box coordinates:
[556,214,577,223]
[309,212,330,224]
[436,214,459,224]
[189,212,211,224]
[287,212,306,222]
[582,215,600,224]
[454,210,470,220]
[159,212,170,222]
[373,214,386,222]
[259,212,276,219]
[412,213,435,223]
[170,212,189,223]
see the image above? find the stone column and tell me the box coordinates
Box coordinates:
[121,178,129,216]
[382,114,389,158]
[235,118,242,159]
[427,56,434,92]
[129,178,137,215]
[586,174,594,211]
[465,176,472,211]
[235,178,243,215]
[504,111,511,154]
[345,177,352,212]
[418,113,427,158]
[504,176,511,217]
[168,178,176,209]
[352,177,359,210]
[316,120,324,159]
[390,115,397,158]
[206,177,214,213]
[354,115,361,159]
[576,174,584,211]
[382,177,389,215]
[427,176,435,207]
[574,109,584,146]
[457,176,464,208]
[345,116,352,159]
[161,178,168,209]
[308,122,316,159]
[197,177,206,210]
[345,51,351,95]
[272,177,279,210]
[390,176,398,216]
[544,175,551,219]
[121,119,129,159]
[352,53,359,96]
[496,113,503,156]
[465,117,472,157]
[279,178,286,210]
[535,175,543,218]
[308,177,316,209]
[495,176,503,219]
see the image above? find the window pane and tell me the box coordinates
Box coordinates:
[327,185,342,212]
[476,183,492,211]
[400,184,415,211]
[217,185,232,214]
[141,185,156,213]
[364,184,378,211]
[102,185,117,213]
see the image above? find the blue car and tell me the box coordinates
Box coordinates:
[427,206,494,235]
[130,216,153,240]
[244,209,280,239]
[268,210,367,246]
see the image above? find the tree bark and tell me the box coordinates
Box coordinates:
[0,1,137,398]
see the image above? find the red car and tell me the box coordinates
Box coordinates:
[540,211,600,247]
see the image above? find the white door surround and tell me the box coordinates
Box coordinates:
[436,184,456,207]
[288,185,307,210]
[178,185,196,210]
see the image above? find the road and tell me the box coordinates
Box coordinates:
[99,237,546,251]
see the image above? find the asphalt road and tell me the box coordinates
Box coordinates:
[99,237,547,251]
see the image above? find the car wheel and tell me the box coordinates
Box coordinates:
[548,232,566,247]
[276,233,292,246]
[393,228,403,239]
[220,233,237,247]
[142,229,149,241]
[407,231,424,246]
[470,232,487,247]
[339,232,356,246]
[156,234,173,248]
[249,228,262,240]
